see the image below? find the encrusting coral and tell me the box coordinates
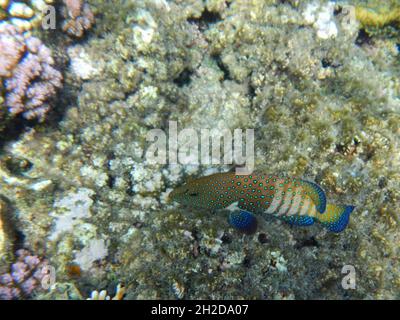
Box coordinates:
[355,4,400,29]
[348,0,400,40]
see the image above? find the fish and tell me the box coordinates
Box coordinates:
[169,172,354,233]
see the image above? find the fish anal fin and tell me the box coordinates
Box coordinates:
[280,215,315,226]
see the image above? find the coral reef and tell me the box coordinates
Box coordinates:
[0,22,62,121]
[0,0,399,300]
[0,0,54,30]
[62,0,94,37]
[0,249,50,299]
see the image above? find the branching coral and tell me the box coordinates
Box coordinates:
[62,0,95,38]
[0,22,62,120]
[0,249,50,300]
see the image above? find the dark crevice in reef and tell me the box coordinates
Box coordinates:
[187,8,222,31]
[355,29,373,46]
[333,5,343,16]
[335,142,347,155]
[126,175,135,196]
[14,229,26,251]
[220,232,232,244]
[106,151,117,189]
[258,233,269,244]
[246,71,258,110]
[242,256,252,268]
[173,68,193,87]
[321,58,331,68]
[378,176,388,189]
[3,156,33,176]
[295,236,319,249]
[278,0,300,8]
[0,117,31,150]
[248,80,257,100]
[321,57,341,69]
[107,174,116,189]
[212,53,232,81]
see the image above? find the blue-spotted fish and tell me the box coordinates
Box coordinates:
[169,172,354,233]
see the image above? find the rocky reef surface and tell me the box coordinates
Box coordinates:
[0,0,399,299]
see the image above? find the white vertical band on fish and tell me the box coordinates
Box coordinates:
[265,180,284,214]
[286,187,302,216]
[277,188,295,216]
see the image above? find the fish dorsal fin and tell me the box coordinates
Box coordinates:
[299,179,327,213]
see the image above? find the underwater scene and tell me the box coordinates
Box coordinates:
[0,0,399,301]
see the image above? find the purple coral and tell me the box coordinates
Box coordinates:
[0,249,50,300]
[0,22,62,120]
[62,0,95,38]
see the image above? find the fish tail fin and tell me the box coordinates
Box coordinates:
[316,204,355,233]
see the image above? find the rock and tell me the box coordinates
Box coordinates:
[0,196,15,274]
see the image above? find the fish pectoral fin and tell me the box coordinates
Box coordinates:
[228,210,258,235]
[299,179,327,213]
[279,215,315,226]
